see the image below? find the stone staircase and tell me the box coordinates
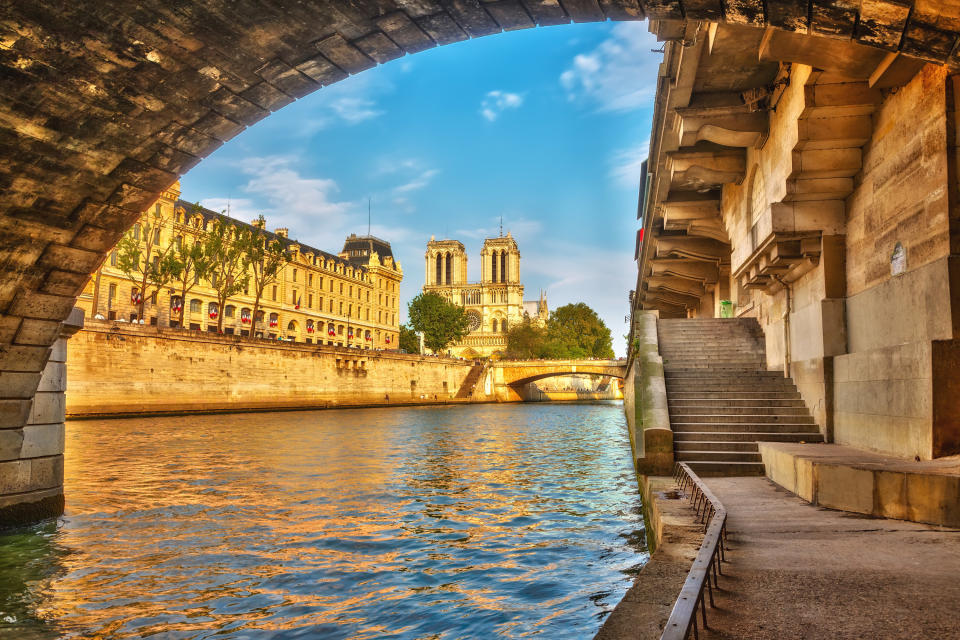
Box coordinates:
[658,318,823,476]
[455,361,486,399]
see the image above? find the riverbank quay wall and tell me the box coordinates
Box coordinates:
[632,20,960,462]
[623,311,674,477]
[65,321,479,417]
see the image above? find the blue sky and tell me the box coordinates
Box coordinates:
[181,21,663,355]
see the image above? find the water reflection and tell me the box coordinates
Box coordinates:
[1,402,646,638]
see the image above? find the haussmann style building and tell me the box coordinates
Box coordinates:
[77,182,403,349]
[423,233,548,358]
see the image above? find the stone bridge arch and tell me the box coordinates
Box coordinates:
[489,360,627,400]
[3,1,960,523]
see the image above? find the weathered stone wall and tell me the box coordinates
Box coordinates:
[66,322,477,417]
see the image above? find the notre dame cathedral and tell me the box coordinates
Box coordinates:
[423,232,548,358]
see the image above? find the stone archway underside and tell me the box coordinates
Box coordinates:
[2,1,960,523]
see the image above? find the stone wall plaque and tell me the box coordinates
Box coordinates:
[891,242,907,277]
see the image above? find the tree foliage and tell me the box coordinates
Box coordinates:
[398,323,421,354]
[171,204,211,327]
[505,302,614,359]
[116,205,181,321]
[244,215,288,335]
[203,218,250,332]
[406,292,470,354]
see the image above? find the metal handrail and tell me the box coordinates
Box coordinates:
[660,463,728,640]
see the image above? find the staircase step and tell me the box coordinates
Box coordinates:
[669,400,808,408]
[669,405,811,414]
[683,461,766,477]
[672,431,824,442]
[675,441,760,452]
[671,413,816,423]
[677,450,763,463]
[668,391,801,399]
[671,422,820,432]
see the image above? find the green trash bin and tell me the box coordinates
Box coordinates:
[719,300,734,318]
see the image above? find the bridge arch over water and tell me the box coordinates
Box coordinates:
[488,359,627,400]
[3,1,960,522]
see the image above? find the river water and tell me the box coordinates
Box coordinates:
[0,402,645,639]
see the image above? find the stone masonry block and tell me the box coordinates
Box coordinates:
[0,315,21,343]
[0,429,24,462]
[0,399,32,429]
[70,224,123,253]
[29,455,63,491]
[0,459,31,494]
[26,391,65,426]
[373,13,437,54]
[9,291,77,322]
[484,1,536,30]
[314,34,376,74]
[255,59,320,99]
[416,13,468,45]
[42,270,94,298]
[353,32,405,64]
[35,361,66,393]
[816,464,875,514]
[0,344,51,373]
[14,319,61,346]
[20,423,64,459]
[48,338,67,363]
[0,372,43,399]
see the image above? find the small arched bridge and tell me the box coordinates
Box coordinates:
[487,359,627,401]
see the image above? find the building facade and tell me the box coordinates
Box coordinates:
[631,20,960,461]
[423,233,547,358]
[77,182,403,349]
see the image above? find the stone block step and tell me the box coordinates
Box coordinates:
[668,391,802,399]
[677,450,763,463]
[665,370,786,377]
[672,413,816,424]
[668,405,811,415]
[682,461,766,477]
[666,382,799,391]
[669,399,808,408]
[671,421,821,432]
[675,441,760,452]
[673,431,824,442]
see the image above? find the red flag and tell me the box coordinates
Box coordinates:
[295,295,301,309]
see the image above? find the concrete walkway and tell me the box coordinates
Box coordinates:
[700,477,960,639]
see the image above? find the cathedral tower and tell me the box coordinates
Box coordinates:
[425,237,467,286]
[480,233,520,284]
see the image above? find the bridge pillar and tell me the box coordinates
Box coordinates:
[0,308,84,528]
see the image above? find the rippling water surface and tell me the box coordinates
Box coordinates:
[0,402,645,639]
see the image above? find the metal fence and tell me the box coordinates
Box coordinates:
[660,463,729,640]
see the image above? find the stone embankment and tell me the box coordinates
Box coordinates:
[66,322,481,418]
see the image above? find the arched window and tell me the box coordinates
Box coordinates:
[491,319,498,332]
[190,298,202,313]
[327,322,336,337]
[224,305,235,318]
[255,309,265,323]
[241,308,252,324]
[500,251,506,282]
[269,312,279,328]
[491,251,497,282]
[435,253,442,285]
[501,318,508,332]
[207,302,219,319]
[306,319,314,334]
[445,252,452,284]
[287,320,298,331]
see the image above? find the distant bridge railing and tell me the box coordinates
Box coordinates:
[661,463,728,640]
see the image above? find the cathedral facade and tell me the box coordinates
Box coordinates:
[423,233,547,358]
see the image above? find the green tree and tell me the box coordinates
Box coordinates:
[244,215,288,336]
[398,323,421,354]
[504,315,548,359]
[171,204,211,328]
[203,218,251,333]
[406,292,470,354]
[547,303,614,359]
[116,206,181,322]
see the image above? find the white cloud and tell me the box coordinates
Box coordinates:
[393,168,440,194]
[609,140,649,188]
[560,22,660,113]
[480,90,524,121]
[298,74,388,133]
